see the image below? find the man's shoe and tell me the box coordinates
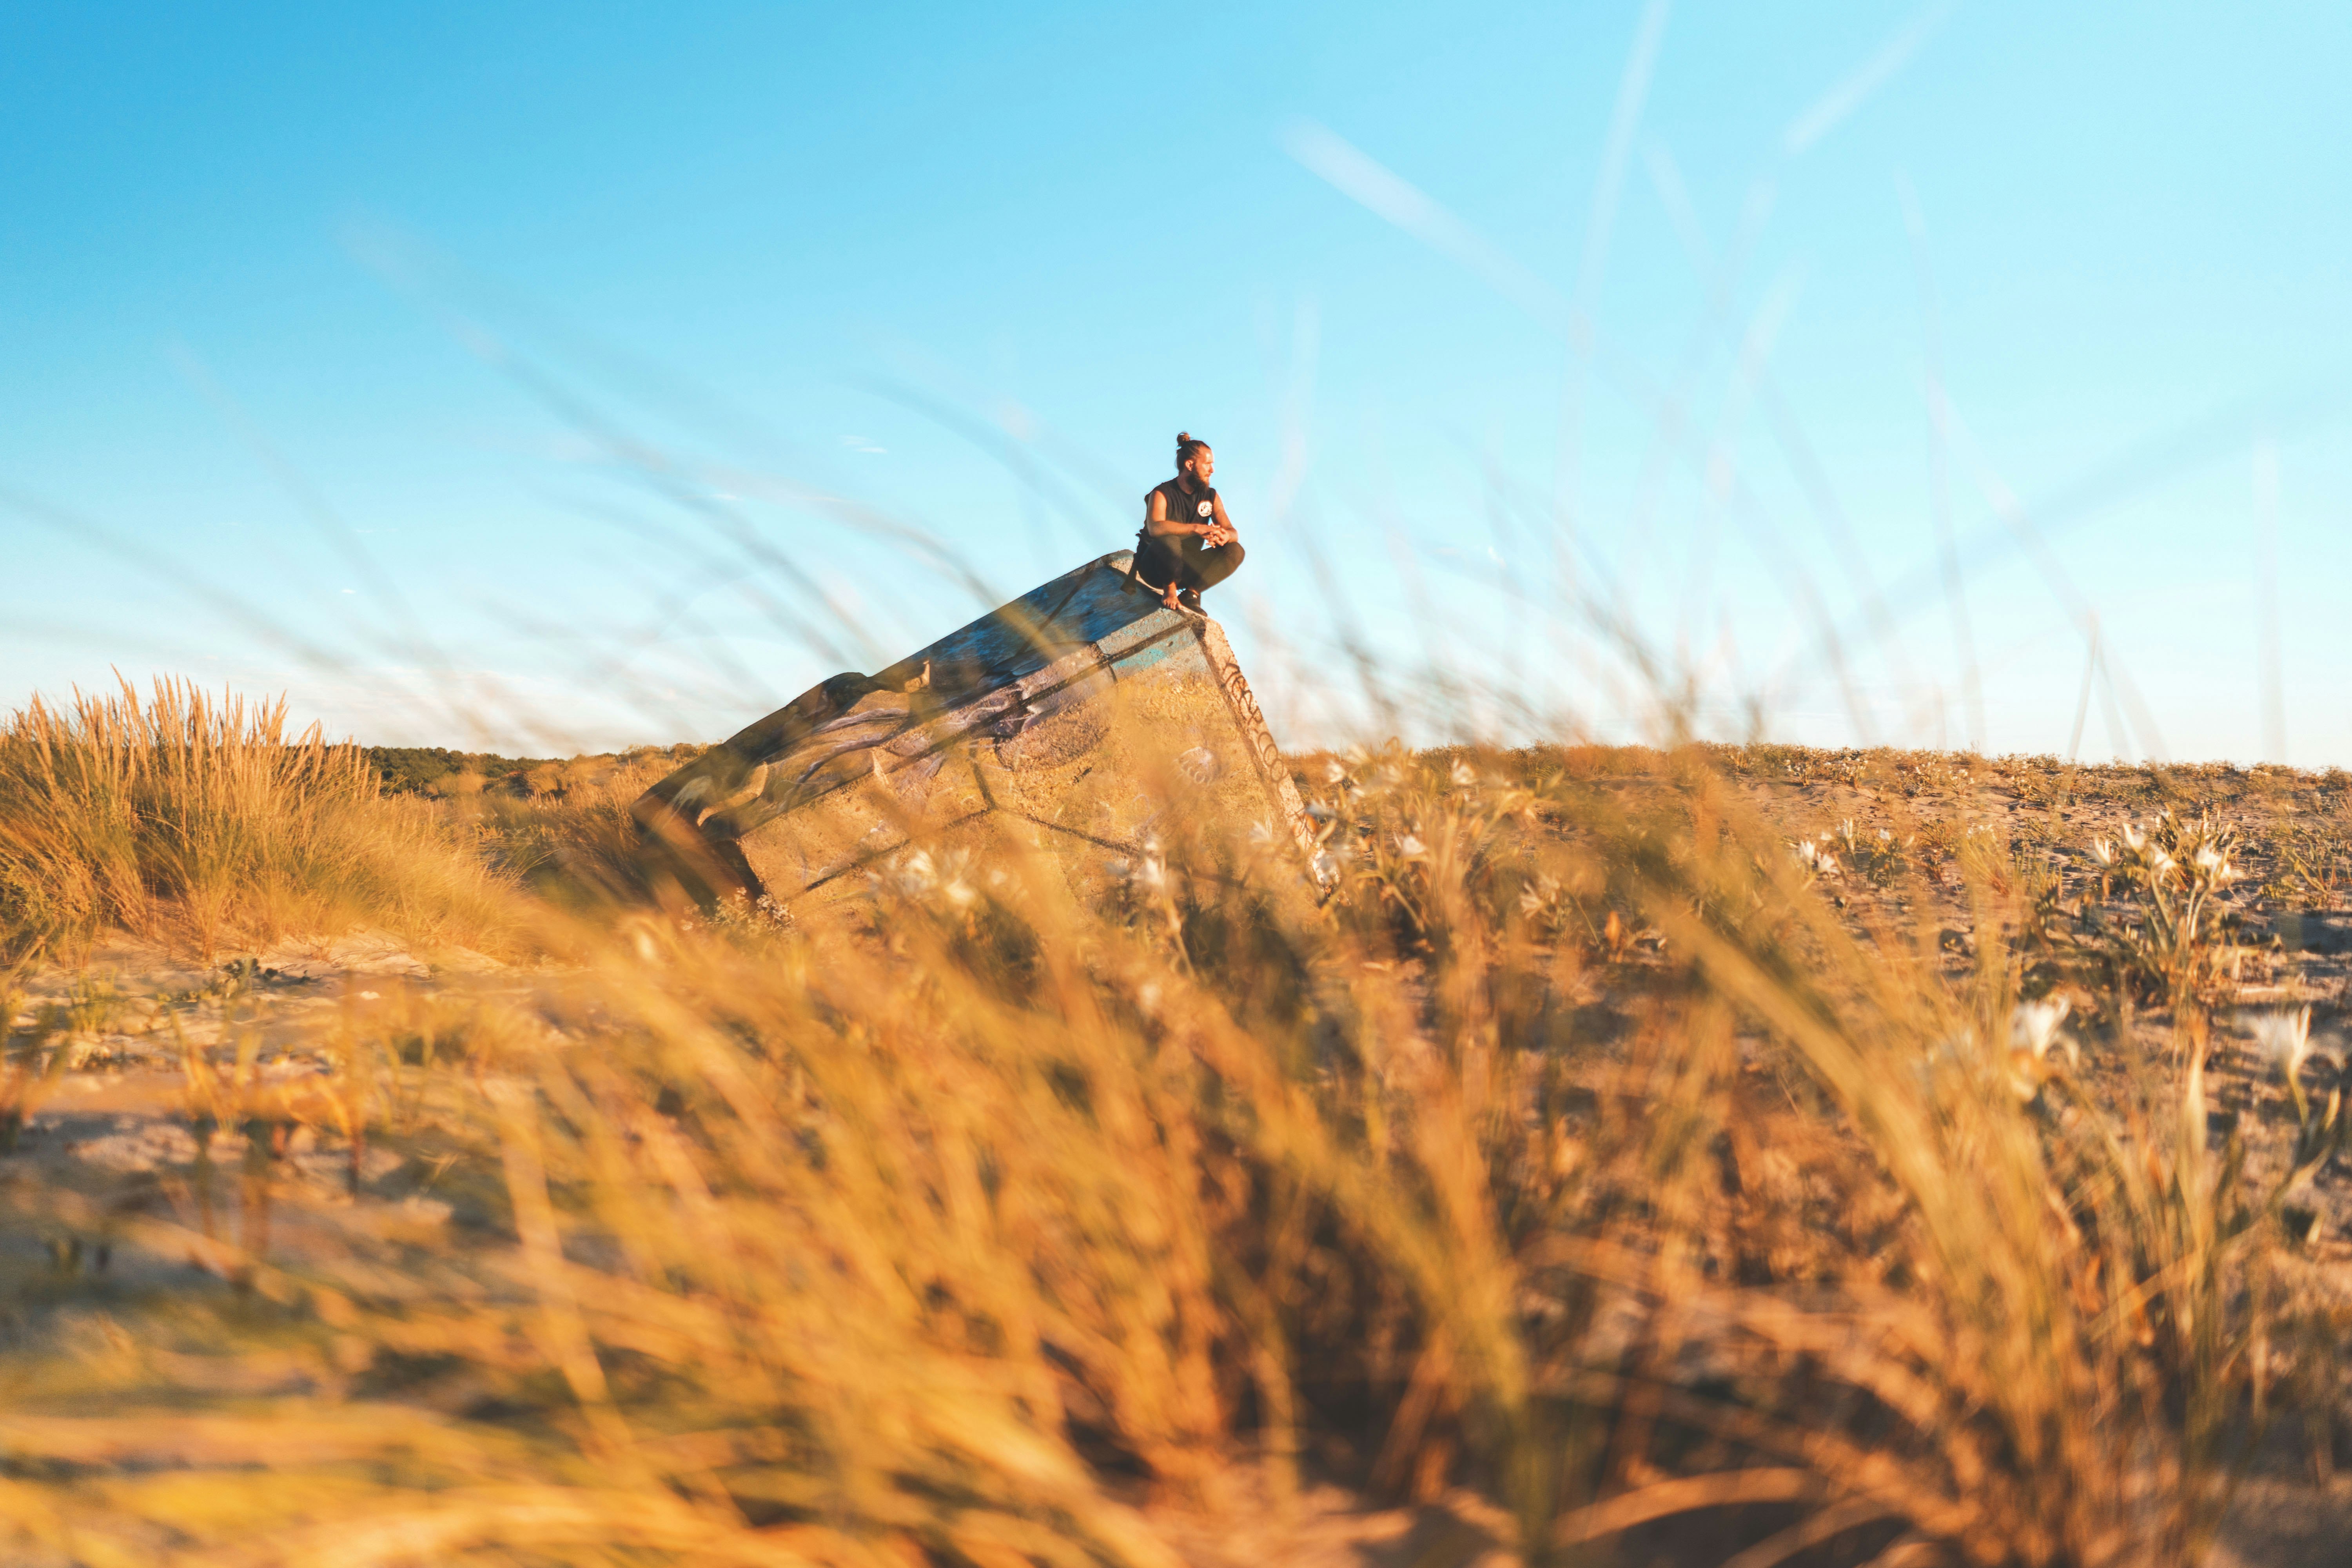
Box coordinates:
[1177,589,1203,613]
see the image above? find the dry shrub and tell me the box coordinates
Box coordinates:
[0,677,514,961]
[0,730,2309,1566]
[473,749,685,907]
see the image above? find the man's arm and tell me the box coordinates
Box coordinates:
[1205,492,1236,547]
[1143,487,1180,537]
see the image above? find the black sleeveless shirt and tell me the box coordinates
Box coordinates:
[1145,477,1219,535]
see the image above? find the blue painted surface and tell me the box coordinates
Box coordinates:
[1112,637,1175,674]
[1107,625,1207,679]
[875,552,1187,706]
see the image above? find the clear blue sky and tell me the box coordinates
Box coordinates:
[7,2,2351,761]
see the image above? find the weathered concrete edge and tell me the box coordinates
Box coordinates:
[1191,616,1333,893]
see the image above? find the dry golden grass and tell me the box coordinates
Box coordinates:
[0,679,515,965]
[0,704,2342,1566]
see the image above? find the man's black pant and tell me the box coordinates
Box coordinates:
[1134,532,1245,595]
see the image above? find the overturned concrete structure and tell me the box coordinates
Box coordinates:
[632,552,1325,912]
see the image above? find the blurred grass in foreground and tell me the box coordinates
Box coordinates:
[0,680,2338,1566]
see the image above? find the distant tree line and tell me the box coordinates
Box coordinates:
[362,748,560,796]
[363,744,702,797]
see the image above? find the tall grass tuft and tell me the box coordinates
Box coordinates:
[0,676,512,962]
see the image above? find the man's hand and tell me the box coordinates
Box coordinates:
[1201,522,1234,547]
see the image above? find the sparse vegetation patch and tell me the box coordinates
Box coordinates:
[0,708,2347,1565]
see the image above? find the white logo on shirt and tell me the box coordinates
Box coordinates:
[1196,500,1213,517]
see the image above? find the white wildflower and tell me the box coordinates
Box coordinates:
[2192,846,2236,882]
[2247,1006,2315,1082]
[1323,759,1348,784]
[2011,997,2073,1062]
[1396,834,1428,858]
[2089,838,2115,867]
[2122,822,2147,853]
[1450,759,1478,788]
[1106,843,1167,893]
[2005,997,2078,1101]
[1518,873,1563,916]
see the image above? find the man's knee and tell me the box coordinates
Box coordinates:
[1135,538,1181,589]
[1205,541,1244,586]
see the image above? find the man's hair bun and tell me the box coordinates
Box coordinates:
[1176,431,1208,466]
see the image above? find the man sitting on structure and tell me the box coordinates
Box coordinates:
[1132,431,1245,613]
